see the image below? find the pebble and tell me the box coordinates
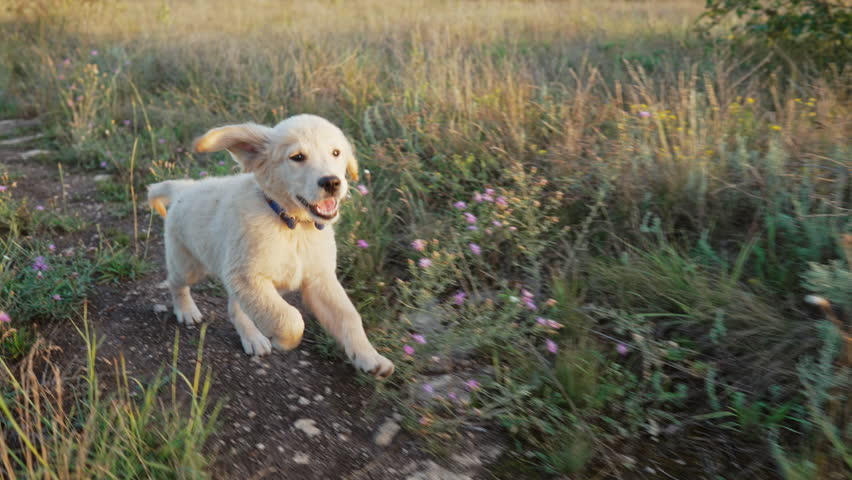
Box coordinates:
[293,452,310,464]
[294,418,321,437]
[373,418,401,447]
[298,396,310,406]
[153,304,168,313]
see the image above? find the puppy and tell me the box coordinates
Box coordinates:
[147,114,394,378]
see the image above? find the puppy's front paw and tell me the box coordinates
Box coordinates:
[240,330,272,356]
[174,300,203,325]
[352,352,395,380]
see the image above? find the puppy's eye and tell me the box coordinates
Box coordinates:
[289,153,305,162]
[332,149,340,157]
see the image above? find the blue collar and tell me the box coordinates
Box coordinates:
[265,197,325,230]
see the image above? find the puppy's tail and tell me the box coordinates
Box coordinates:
[147,180,196,218]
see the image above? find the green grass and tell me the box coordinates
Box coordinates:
[0,315,218,479]
[0,0,849,478]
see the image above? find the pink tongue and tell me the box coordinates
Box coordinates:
[317,198,337,212]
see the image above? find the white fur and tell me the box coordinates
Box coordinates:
[147,114,394,378]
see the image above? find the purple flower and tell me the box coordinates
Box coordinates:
[356,239,369,249]
[411,333,427,344]
[100,161,108,168]
[63,58,71,66]
[418,258,432,268]
[411,239,427,251]
[90,50,98,56]
[123,119,131,126]
[536,317,547,326]
[403,344,415,355]
[158,138,165,144]
[356,184,369,195]
[495,196,508,207]
[32,256,49,271]
[464,379,480,391]
[522,289,534,299]
[467,226,478,231]
[492,220,502,227]
[473,192,483,203]
[469,243,481,255]
[547,319,563,329]
[546,339,558,354]
[508,226,517,231]
[448,392,458,401]
[481,193,493,202]
[639,111,651,118]
[422,383,434,394]
[0,311,10,323]
[48,244,56,252]
[218,160,226,166]
[464,212,477,224]
[485,188,495,195]
[199,171,208,177]
[0,186,7,192]
[419,416,430,426]
[36,205,45,211]
[523,299,537,311]
[453,201,467,210]
[616,343,629,356]
[52,294,62,301]
[452,291,467,305]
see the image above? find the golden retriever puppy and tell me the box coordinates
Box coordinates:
[147,114,394,378]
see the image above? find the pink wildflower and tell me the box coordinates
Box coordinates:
[52,294,62,301]
[536,317,547,326]
[452,291,467,305]
[48,244,56,252]
[453,201,467,210]
[616,343,629,356]
[218,160,226,166]
[473,192,483,202]
[418,258,432,268]
[0,311,10,323]
[469,243,481,255]
[495,196,508,207]
[32,256,49,271]
[639,111,651,118]
[356,239,369,249]
[158,138,166,144]
[492,220,502,227]
[123,119,131,126]
[356,184,369,195]
[411,239,427,251]
[422,383,434,394]
[464,212,477,224]
[419,416,430,426]
[403,344,415,355]
[464,379,480,391]
[485,188,495,195]
[36,205,45,211]
[90,50,98,56]
[546,339,558,354]
[467,226,478,231]
[547,319,563,329]
[100,161,108,168]
[411,333,427,344]
[0,186,7,192]
[199,171,208,177]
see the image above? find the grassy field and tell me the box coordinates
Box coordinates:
[1,0,849,478]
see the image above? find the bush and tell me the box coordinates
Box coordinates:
[701,0,851,64]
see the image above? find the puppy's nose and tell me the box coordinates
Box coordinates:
[318,175,342,194]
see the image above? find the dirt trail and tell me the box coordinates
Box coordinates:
[1,120,502,480]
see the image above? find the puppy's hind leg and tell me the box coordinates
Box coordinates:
[165,241,205,325]
[228,297,272,356]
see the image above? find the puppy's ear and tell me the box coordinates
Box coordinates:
[346,155,359,182]
[193,123,272,172]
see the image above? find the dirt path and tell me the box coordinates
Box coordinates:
[1,120,503,480]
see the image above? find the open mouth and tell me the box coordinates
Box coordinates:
[297,195,339,220]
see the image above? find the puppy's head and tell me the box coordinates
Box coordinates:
[194,114,357,225]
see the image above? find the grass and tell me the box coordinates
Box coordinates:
[0,0,849,478]
[0,311,218,479]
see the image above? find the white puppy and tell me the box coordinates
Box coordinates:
[147,114,394,378]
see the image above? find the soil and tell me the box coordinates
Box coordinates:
[0,120,503,480]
